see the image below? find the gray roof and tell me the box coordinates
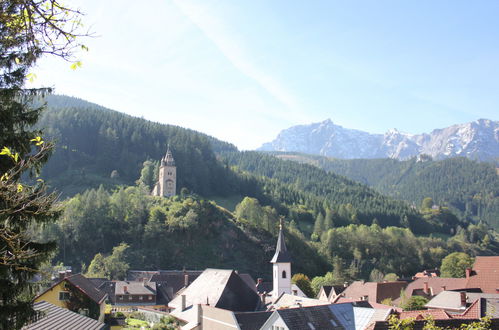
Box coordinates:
[36,274,107,305]
[270,228,292,263]
[23,301,105,330]
[169,269,260,312]
[234,311,272,330]
[115,281,156,295]
[276,305,344,329]
[162,145,175,166]
[239,273,257,293]
[150,271,201,296]
[425,291,499,311]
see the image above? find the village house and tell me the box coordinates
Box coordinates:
[34,272,107,322]
[425,290,499,318]
[317,285,347,302]
[336,280,407,304]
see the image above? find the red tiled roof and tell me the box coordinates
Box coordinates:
[465,256,499,294]
[452,299,482,319]
[402,277,467,298]
[398,309,451,320]
[341,281,407,303]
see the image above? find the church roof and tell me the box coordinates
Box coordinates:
[270,227,292,263]
[162,145,175,166]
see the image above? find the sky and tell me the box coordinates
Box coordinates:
[29,0,499,150]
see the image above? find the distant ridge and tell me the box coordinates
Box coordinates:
[259,119,499,161]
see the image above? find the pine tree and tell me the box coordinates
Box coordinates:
[313,212,324,238]
[0,1,87,328]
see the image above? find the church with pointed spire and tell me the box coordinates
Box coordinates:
[151,145,176,197]
[271,218,292,298]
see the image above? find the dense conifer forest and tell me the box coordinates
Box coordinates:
[32,95,498,281]
[273,153,499,230]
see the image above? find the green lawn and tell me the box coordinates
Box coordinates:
[126,318,149,328]
[209,194,244,212]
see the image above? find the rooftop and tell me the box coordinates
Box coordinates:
[23,301,106,330]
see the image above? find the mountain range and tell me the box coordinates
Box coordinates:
[259,119,499,161]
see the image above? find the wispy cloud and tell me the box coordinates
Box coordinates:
[172,0,299,110]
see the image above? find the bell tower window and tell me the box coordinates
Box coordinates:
[282,270,286,279]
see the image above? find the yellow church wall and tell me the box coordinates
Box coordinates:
[34,280,69,308]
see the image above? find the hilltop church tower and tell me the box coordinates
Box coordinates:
[152,145,176,197]
[271,218,292,298]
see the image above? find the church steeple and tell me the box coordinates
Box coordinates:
[152,144,177,197]
[271,217,292,297]
[270,218,292,263]
[161,144,175,167]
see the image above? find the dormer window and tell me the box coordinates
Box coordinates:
[282,270,286,278]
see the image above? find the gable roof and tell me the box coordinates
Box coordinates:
[66,274,108,304]
[401,277,467,299]
[234,311,272,330]
[465,256,499,294]
[239,274,257,293]
[35,274,107,305]
[398,309,451,320]
[23,301,106,330]
[320,286,333,298]
[169,269,260,312]
[115,281,156,295]
[332,285,347,296]
[272,293,330,309]
[256,281,272,294]
[275,305,344,329]
[341,281,407,303]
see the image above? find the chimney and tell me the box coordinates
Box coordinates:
[460,292,467,307]
[465,268,472,279]
[184,274,189,287]
[257,278,263,285]
[260,292,267,305]
[441,285,446,291]
[142,278,147,286]
[58,271,66,280]
[181,294,186,312]
[65,269,72,277]
[124,285,128,294]
[343,282,348,288]
[423,282,429,295]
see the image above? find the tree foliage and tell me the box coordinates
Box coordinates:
[0,1,88,327]
[86,243,130,280]
[291,273,314,298]
[286,153,499,230]
[401,295,429,311]
[440,252,474,278]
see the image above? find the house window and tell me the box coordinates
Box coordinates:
[59,292,70,301]
[119,295,123,300]
[139,296,143,300]
[128,296,132,300]
[282,270,286,278]
[148,296,153,301]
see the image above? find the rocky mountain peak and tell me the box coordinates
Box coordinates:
[259,119,499,161]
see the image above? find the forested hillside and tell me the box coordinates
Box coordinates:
[33,95,499,281]
[37,95,238,196]
[37,186,328,278]
[273,153,499,230]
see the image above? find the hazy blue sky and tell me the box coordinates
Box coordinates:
[29,0,499,150]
